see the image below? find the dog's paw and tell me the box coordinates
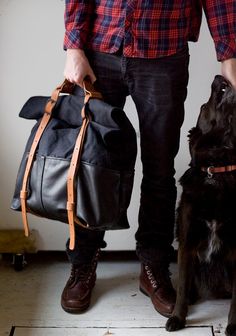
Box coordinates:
[165,316,185,332]
[226,323,236,336]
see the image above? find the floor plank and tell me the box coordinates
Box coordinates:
[13,326,214,336]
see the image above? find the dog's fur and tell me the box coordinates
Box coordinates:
[166,75,236,336]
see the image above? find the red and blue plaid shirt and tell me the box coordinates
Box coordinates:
[64,0,236,61]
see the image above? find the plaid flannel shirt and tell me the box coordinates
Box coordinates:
[64,0,236,61]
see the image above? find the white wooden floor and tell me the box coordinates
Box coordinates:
[0,255,229,336]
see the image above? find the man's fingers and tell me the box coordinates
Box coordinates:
[88,71,97,84]
[63,71,84,87]
[63,48,97,87]
[64,72,97,88]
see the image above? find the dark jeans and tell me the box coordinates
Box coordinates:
[67,46,189,265]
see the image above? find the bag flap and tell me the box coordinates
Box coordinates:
[19,94,127,129]
[18,94,137,169]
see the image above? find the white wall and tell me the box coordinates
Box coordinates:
[0,0,220,251]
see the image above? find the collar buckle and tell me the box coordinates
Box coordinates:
[207,166,214,179]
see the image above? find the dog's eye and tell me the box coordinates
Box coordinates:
[221,81,229,92]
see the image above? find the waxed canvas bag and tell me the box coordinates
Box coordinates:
[11,79,137,249]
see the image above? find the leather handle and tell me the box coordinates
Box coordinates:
[83,77,103,100]
[52,77,102,103]
[50,79,75,103]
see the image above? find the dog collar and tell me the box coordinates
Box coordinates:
[201,165,236,178]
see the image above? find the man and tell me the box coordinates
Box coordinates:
[61,0,236,317]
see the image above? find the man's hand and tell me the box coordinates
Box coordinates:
[64,49,96,87]
[221,58,236,89]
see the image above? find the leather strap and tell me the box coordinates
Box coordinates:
[20,78,102,250]
[67,80,103,250]
[201,164,236,178]
[20,79,74,237]
[66,110,90,250]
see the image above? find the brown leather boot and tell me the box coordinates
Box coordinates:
[61,250,99,313]
[139,263,176,317]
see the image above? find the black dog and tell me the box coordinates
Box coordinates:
[166,75,236,336]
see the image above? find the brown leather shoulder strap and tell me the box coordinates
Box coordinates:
[20,79,75,237]
[67,112,90,250]
[67,79,103,250]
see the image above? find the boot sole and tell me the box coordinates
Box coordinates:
[61,301,90,314]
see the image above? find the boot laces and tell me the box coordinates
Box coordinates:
[69,249,100,283]
[145,264,172,290]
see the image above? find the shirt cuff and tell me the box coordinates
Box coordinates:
[63,30,88,50]
[214,38,236,61]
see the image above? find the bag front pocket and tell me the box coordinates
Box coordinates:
[12,155,132,230]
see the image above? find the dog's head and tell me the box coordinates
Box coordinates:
[197,75,236,135]
[189,75,236,167]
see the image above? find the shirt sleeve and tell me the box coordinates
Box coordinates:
[64,0,94,50]
[202,0,236,61]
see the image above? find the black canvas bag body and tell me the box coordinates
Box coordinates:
[11,79,137,249]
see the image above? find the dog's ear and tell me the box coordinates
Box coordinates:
[188,127,201,141]
[188,127,202,162]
